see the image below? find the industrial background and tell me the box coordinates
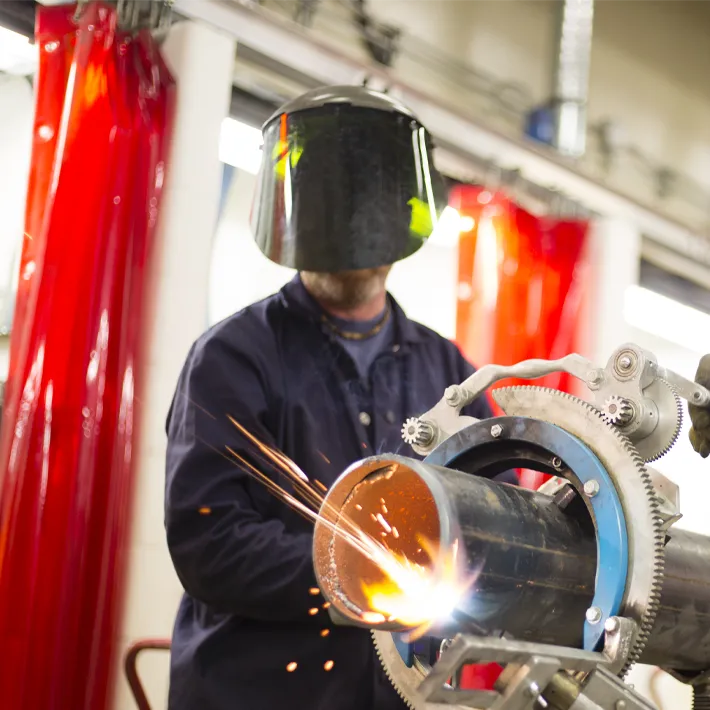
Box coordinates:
[0,0,709,709]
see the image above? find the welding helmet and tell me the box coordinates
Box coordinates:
[250,85,447,272]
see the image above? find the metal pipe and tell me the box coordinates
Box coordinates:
[313,455,710,671]
[551,0,594,157]
[313,455,596,639]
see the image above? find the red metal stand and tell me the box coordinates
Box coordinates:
[124,639,172,710]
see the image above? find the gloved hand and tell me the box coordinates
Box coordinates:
[689,355,710,458]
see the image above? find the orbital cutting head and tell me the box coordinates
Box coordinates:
[354,387,665,709]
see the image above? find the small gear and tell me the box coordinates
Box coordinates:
[401,417,434,447]
[636,379,683,463]
[602,395,635,426]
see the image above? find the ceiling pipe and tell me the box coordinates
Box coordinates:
[551,0,595,157]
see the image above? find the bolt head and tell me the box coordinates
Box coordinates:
[445,386,461,405]
[619,355,633,370]
[615,702,627,710]
[552,457,563,470]
[604,617,620,633]
[525,682,539,698]
[490,424,503,438]
[583,479,600,497]
[587,370,602,385]
[586,606,603,624]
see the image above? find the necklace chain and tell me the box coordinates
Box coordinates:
[320,303,391,341]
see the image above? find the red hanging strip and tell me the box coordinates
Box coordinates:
[453,184,588,394]
[0,3,175,709]
[5,4,76,425]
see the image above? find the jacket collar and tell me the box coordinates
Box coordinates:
[279,275,425,345]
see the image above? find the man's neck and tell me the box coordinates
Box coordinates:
[316,293,387,322]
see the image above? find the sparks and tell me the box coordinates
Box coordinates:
[224,417,472,643]
[198,507,212,515]
[360,611,386,624]
[324,660,334,671]
[286,662,297,672]
[376,514,392,533]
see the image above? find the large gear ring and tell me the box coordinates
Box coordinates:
[492,387,665,673]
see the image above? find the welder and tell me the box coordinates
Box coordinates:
[164,85,514,710]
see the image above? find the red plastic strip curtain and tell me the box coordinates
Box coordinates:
[452,184,589,487]
[0,4,175,709]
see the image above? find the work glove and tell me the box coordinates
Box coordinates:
[689,355,710,458]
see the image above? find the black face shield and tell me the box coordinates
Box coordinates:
[250,86,447,272]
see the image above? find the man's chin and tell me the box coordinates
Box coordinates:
[301,267,391,311]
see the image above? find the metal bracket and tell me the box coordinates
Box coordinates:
[405,343,710,459]
[415,633,650,709]
[75,0,174,33]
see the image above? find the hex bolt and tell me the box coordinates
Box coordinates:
[490,424,503,438]
[525,682,548,708]
[445,385,462,406]
[583,479,600,498]
[586,606,603,624]
[587,370,603,386]
[618,355,633,371]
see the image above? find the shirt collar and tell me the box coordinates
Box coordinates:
[279,275,425,345]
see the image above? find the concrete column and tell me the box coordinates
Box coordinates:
[111,21,236,710]
[0,76,33,364]
[578,216,641,368]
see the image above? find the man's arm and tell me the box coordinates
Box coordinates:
[165,332,319,621]
[690,355,710,458]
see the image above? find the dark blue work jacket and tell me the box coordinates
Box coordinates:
[165,277,501,710]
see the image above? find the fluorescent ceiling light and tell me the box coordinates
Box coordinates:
[219,117,262,174]
[0,26,38,75]
[624,285,710,355]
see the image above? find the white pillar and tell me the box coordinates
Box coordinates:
[579,216,641,367]
[112,21,236,710]
[0,77,33,370]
